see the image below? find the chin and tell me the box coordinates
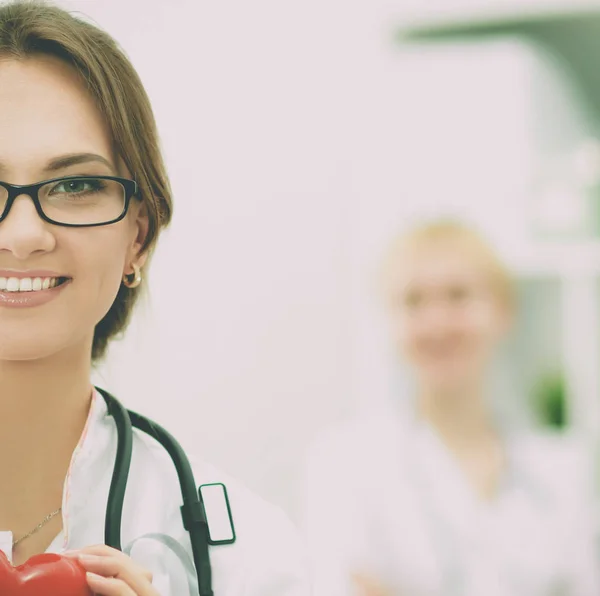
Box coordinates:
[0,342,61,362]
[0,329,86,362]
[420,363,474,390]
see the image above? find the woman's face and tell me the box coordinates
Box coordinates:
[388,242,509,391]
[0,55,147,361]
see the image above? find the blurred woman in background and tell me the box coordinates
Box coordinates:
[303,220,599,596]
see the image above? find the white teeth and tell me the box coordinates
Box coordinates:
[1,276,63,292]
[19,278,32,292]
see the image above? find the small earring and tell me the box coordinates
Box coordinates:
[122,262,142,289]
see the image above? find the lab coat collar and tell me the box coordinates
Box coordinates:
[58,389,113,550]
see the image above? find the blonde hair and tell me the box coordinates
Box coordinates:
[0,0,173,361]
[380,219,515,310]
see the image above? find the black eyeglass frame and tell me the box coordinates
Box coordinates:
[0,175,139,228]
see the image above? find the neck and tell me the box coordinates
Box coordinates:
[416,381,496,449]
[0,343,93,507]
[417,380,506,502]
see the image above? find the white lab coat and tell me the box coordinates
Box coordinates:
[16,389,311,595]
[302,408,600,596]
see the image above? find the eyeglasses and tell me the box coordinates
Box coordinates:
[0,175,138,227]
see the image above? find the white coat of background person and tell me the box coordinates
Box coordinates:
[302,220,600,596]
[0,2,310,595]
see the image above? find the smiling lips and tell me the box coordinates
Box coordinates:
[0,271,71,307]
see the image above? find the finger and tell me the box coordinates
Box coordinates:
[64,546,153,583]
[77,554,155,593]
[66,545,129,561]
[86,572,136,596]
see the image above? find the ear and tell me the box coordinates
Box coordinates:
[126,200,150,272]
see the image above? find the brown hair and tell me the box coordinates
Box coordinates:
[0,0,173,360]
[380,219,516,310]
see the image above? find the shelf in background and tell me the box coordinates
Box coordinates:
[395,0,600,122]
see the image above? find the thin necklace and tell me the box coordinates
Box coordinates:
[12,507,62,548]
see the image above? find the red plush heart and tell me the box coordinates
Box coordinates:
[0,550,92,595]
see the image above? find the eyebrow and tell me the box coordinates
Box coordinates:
[43,153,116,173]
[0,152,116,174]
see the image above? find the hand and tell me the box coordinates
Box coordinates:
[352,572,392,596]
[64,545,160,596]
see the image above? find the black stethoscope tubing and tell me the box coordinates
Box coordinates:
[96,386,213,596]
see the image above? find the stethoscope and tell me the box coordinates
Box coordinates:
[96,386,219,596]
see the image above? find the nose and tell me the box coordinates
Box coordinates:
[419,298,446,321]
[0,193,56,259]
[417,300,457,334]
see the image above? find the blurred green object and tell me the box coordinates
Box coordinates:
[532,372,567,429]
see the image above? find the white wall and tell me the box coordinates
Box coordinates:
[53,0,600,519]
[63,0,401,520]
